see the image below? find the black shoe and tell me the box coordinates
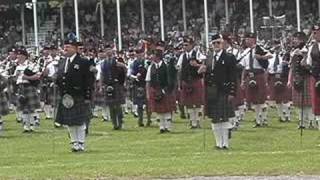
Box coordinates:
[298,125,306,129]
[222,146,229,150]
[190,126,197,129]
[160,129,165,134]
[253,123,261,128]
[138,123,145,127]
[146,121,151,127]
[180,114,186,119]
[164,129,170,133]
[16,118,22,123]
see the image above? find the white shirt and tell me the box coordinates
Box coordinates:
[14,61,29,84]
[46,61,58,77]
[227,46,241,60]
[177,49,201,70]
[127,58,135,77]
[145,61,163,82]
[267,52,283,74]
[95,60,103,81]
[306,42,320,66]
[240,48,264,70]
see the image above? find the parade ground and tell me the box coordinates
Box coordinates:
[0,109,320,180]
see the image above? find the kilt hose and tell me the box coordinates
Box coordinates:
[244,71,267,105]
[17,84,41,113]
[180,79,205,108]
[55,95,92,126]
[310,76,320,115]
[148,86,175,114]
[292,76,312,107]
[43,85,55,105]
[268,74,291,104]
[0,92,9,116]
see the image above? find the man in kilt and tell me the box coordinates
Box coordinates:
[98,45,127,130]
[15,48,41,132]
[129,49,148,127]
[55,39,93,152]
[306,25,320,126]
[146,41,176,133]
[288,32,314,128]
[266,41,291,122]
[198,33,237,150]
[177,37,204,129]
[0,74,9,134]
[240,33,272,128]
[40,46,56,119]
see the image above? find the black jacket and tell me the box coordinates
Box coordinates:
[56,54,93,100]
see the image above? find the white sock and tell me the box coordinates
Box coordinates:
[276,104,284,120]
[212,123,223,148]
[158,113,165,130]
[222,128,229,148]
[22,114,30,129]
[102,106,110,120]
[77,124,86,144]
[67,126,78,143]
[254,104,262,124]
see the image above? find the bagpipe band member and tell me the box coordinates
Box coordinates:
[198,33,237,150]
[266,41,291,122]
[306,24,320,125]
[130,49,148,127]
[177,37,205,129]
[55,39,93,152]
[146,41,176,133]
[0,74,9,134]
[15,48,41,133]
[240,32,272,128]
[99,46,127,130]
[288,31,314,128]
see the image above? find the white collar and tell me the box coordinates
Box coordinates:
[214,50,223,57]
[69,53,77,63]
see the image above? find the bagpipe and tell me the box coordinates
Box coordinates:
[23,56,50,87]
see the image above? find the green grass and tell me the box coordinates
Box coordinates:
[1,108,320,180]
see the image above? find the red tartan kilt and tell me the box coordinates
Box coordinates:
[245,73,266,104]
[148,87,175,113]
[232,80,244,107]
[310,77,320,115]
[292,76,312,107]
[168,89,177,111]
[268,75,290,103]
[180,79,205,107]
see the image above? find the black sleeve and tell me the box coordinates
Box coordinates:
[82,59,93,100]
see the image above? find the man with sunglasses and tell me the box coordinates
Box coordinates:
[306,24,320,124]
[177,37,204,129]
[198,33,237,150]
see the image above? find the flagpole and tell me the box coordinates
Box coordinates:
[204,0,209,49]
[60,3,64,41]
[100,0,105,37]
[249,0,254,33]
[32,0,39,56]
[74,0,80,40]
[160,0,165,41]
[225,0,229,25]
[116,0,122,50]
[268,0,272,16]
[21,3,26,46]
[296,0,301,32]
[140,0,145,32]
[182,0,187,32]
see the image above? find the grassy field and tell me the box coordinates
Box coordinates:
[0,108,320,180]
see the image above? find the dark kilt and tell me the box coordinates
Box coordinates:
[206,90,234,123]
[245,72,266,104]
[0,92,9,116]
[310,77,320,115]
[17,84,41,113]
[103,84,126,106]
[133,85,146,106]
[268,75,291,103]
[55,95,92,126]
[42,84,55,105]
[232,79,245,108]
[148,86,175,113]
[180,79,205,108]
[292,76,312,107]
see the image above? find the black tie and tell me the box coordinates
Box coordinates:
[274,52,279,72]
[249,49,254,70]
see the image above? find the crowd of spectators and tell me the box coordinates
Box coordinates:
[0,0,319,53]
